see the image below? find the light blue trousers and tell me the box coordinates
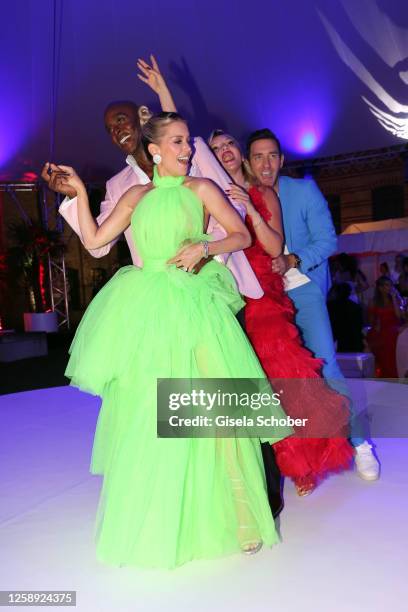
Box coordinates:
[288,281,365,447]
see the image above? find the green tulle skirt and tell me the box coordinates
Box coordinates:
[66,261,288,568]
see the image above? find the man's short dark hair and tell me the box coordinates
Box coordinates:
[103,100,140,122]
[246,129,282,157]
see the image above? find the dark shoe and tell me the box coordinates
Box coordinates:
[261,442,284,518]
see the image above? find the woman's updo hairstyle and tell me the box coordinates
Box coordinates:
[142,112,187,160]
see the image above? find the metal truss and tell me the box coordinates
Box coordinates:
[47,249,69,329]
[0,182,70,330]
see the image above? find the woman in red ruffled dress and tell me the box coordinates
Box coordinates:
[367,276,404,377]
[209,130,354,495]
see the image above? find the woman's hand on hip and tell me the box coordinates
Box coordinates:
[167,242,206,273]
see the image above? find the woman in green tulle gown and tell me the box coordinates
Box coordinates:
[59,112,289,569]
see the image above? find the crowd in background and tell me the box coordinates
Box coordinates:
[328,253,408,377]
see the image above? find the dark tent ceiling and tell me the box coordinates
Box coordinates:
[2,0,408,181]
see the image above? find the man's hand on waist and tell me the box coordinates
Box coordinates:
[271,253,295,275]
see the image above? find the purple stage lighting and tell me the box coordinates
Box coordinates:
[299,131,318,152]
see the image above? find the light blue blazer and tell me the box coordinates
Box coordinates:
[278,175,338,296]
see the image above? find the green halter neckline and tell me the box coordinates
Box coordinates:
[152,166,185,188]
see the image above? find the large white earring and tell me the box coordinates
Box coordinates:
[152,153,162,165]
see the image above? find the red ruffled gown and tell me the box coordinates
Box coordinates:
[244,186,354,487]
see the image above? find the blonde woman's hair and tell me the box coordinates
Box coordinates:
[142,112,187,159]
[207,129,255,185]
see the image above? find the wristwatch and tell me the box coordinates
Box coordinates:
[291,253,302,269]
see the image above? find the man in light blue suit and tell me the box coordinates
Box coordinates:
[246,128,379,481]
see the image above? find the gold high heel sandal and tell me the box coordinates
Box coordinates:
[230,477,264,555]
[295,474,317,497]
[241,541,263,555]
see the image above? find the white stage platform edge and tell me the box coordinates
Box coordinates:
[1,384,407,612]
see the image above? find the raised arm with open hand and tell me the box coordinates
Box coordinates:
[137,54,177,113]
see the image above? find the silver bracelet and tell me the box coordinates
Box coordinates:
[201,240,209,259]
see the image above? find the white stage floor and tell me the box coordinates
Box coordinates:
[1,383,407,612]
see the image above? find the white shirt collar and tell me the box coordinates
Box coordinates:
[126,154,137,168]
[126,155,150,184]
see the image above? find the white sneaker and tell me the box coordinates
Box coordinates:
[354,441,380,481]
